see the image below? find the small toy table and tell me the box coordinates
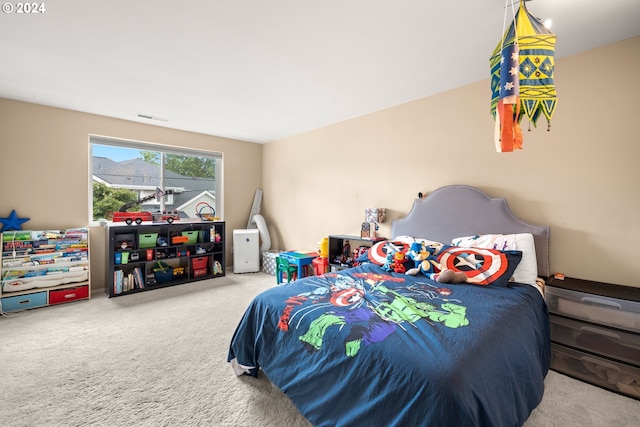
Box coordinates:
[280,250,318,279]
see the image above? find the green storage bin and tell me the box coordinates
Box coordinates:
[181,231,199,244]
[139,233,159,248]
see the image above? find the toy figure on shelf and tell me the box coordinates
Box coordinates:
[332,240,354,266]
[342,240,351,260]
[112,187,180,225]
[196,202,220,221]
[213,260,223,275]
[352,248,361,267]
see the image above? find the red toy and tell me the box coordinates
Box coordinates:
[111,188,180,225]
[391,251,406,274]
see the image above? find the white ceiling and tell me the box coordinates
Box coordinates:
[1,1,639,143]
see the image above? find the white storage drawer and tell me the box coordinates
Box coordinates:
[546,285,640,333]
[550,314,640,366]
[551,343,640,400]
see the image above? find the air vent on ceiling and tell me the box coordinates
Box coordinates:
[137,114,169,122]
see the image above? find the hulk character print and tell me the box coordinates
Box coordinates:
[277,271,469,357]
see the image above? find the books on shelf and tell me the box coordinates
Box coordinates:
[113,267,145,295]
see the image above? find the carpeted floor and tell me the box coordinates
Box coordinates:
[1,272,638,427]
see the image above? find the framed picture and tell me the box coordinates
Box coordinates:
[365,208,386,224]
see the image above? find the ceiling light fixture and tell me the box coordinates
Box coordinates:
[137,113,169,122]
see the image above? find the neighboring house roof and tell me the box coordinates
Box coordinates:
[92,157,215,211]
[177,190,217,219]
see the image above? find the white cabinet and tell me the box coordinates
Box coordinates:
[233,229,260,273]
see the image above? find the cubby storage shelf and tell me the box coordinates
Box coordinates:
[105,221,225,298]
[328,235,385,272]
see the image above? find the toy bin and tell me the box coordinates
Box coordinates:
[193,268,208,277]
[153,261,173,283]
[138,233,158,249]
[262,250,282,275]
[182,231,199,244]
[191,256,208,270]
[191,256,208,277]
[171,235,189,245]
[192,256,207,277]
[312,257,329,276]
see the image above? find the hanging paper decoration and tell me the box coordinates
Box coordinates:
[490,0,558,152]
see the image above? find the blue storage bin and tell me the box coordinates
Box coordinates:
[1,291,47,312]
[152,262,173,283]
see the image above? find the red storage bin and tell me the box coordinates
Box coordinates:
[193,268,208,277]
[49,285,89,305]
[192,256,208,270]
[312,257,329,276]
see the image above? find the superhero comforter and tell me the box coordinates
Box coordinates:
[228,263,550,427]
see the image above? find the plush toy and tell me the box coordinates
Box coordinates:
[391,251,406,274]
[381,250,407,274]
[382,251,395,272]
[405,241,467,283]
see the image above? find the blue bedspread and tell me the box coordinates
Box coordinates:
[228,263,550,427]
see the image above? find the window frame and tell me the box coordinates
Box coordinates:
[88,134,223,224]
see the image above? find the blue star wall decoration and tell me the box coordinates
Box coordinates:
[0,210,31,231]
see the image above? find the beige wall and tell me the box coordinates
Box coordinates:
[0,100,263,292]
[262,36,640,287]
[2,37,638,290]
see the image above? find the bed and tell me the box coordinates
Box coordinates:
[228,185,551,427]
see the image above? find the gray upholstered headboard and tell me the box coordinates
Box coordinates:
[391,185,550,277]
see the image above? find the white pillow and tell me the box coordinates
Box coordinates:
[451,233,537,286]
[394,235,446,251]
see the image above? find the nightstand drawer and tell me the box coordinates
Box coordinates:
[49,285,89,305]
[551,343,640,400]
[550,314,640,366]
[546,286,640,333]
[1,291,47,312]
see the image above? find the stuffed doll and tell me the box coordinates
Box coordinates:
[382,250,395,272]
[391,251,406,274]
[405,241,466,283]
[381,250,407,273]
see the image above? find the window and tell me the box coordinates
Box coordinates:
[89,135,222,223]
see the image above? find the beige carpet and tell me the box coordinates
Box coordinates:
[1,272,638,427]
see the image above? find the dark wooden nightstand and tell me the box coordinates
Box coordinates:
[545,277,640,400]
